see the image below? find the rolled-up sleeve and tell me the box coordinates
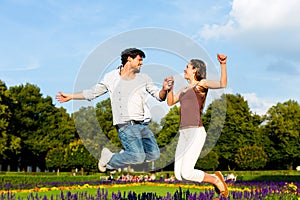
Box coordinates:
[82,83,108,101]
[82,70,118,101]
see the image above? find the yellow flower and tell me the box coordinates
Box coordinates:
[39,187,50,192]
[50,187,59,191]
[287,183,297,191]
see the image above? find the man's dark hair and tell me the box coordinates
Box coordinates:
[121,48,146,66]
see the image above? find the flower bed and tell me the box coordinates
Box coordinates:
[0,180,299,200]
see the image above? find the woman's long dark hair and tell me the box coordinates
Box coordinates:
[190,59,208,114]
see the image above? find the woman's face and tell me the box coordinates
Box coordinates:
[184,62,196,80]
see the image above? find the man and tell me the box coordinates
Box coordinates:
[56,48,172,172]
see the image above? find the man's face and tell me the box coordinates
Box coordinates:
[129,55,143,72]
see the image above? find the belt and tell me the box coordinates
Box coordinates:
[115,120,146,129]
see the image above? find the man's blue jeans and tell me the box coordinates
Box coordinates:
[108,124,160,169]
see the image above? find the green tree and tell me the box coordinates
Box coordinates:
[74,105,119,162]
[148,121,161,135]
[201,96,227,159]
[9,83,76,171]
[156,105,180,148]
[152,106,180,171]
[262,100,300,170]
[95,98,120,148]
[45,146,66,174]
[234,145,268,170]
[64,139,97,172]
[196,150,219,171]
[0,81,10,157]
[0,80,21,163]
[205,94,263,170]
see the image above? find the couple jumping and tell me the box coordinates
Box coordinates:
[56,48,228,198]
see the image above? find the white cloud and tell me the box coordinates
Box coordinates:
[201,0,300,36]
[242,93,276,115]
[199,0,300,57]
[230,0,300,30]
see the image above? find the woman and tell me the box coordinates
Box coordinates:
[167,54,228,198]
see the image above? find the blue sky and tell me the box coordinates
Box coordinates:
[1,0,299,117]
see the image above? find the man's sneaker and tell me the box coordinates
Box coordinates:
[98,148,114,172]
[214,171,229,198]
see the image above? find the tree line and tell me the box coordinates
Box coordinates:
[0,80,299,173]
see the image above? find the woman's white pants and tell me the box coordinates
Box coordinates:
[174,126,207,182]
